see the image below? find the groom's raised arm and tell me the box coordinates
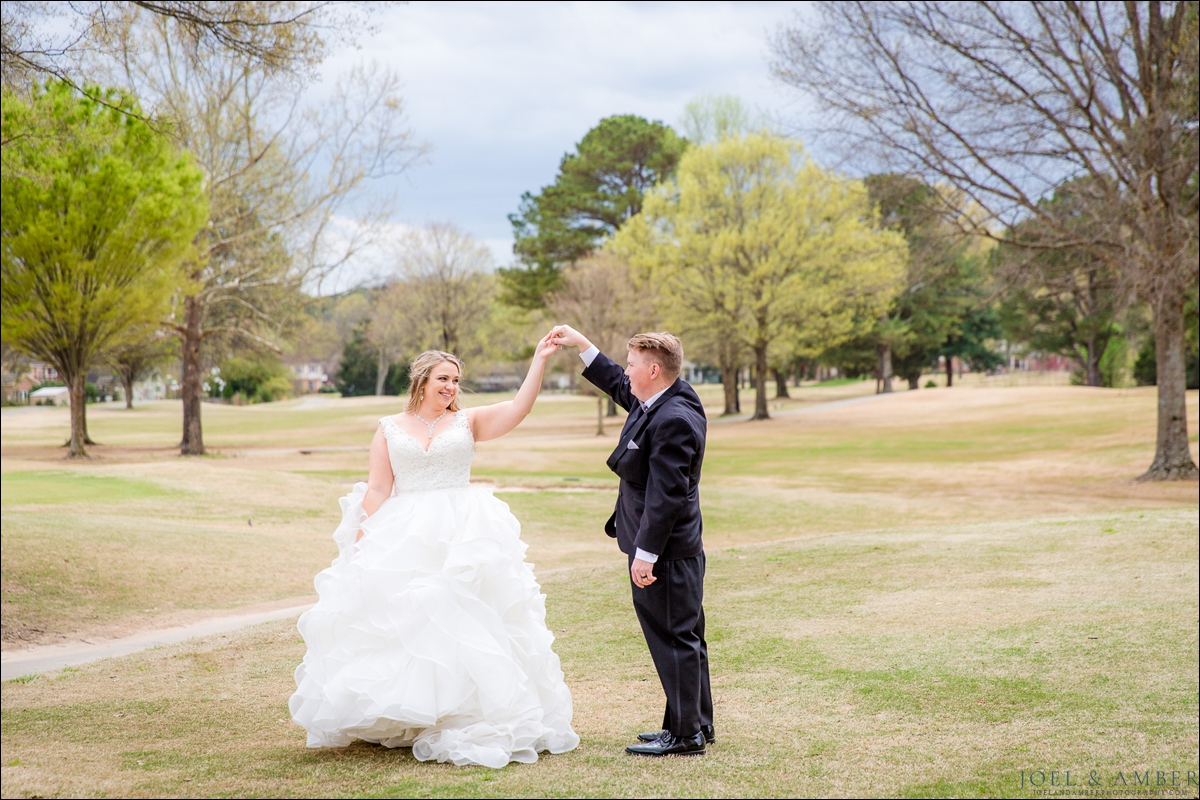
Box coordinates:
[580,349,637,413]
[550,325,638,412]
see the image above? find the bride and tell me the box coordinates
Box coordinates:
[290,333,580,768]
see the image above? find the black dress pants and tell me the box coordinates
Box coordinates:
[629,552,713,737]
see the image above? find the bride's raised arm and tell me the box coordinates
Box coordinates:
[468,331,560,442]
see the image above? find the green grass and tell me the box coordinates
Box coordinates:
[1,510,1195,797]
[0,471,171,505]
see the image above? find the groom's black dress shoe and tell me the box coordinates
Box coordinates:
[637,724,715,744]
[625,731,706,757]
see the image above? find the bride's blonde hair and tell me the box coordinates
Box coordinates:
[406,350,465,414]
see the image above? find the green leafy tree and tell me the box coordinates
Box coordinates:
[849,175,992,392]
[335,321,407,398]
[501,115,687,308]
[1,82,205,456]
[939,304,1004,383]
[615,133,907,419]
[996,180,1121,387]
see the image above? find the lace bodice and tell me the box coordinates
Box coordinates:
[379,411,475,493]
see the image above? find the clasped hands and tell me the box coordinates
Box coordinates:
[548,325,592,352]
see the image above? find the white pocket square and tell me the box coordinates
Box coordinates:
[626,440,640,450]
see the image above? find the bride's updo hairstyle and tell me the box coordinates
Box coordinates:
[406,350,465,414]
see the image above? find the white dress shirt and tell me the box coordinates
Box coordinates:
[579,345,664,564]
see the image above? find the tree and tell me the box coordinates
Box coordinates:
[679,94,766,144]
[615,133,907,419]
[547,252,656,434]
[996,181,1122,387]
[676,94,773,409]
[1134,291,1200,389]
[940,304,1004,384]
[108,7,425,454]
[1,82,205,456]
[362,280,416,396]
[109,334,175,408]
[334,320,407,397]
[501,115,687,308]
[828,175,998,392]
[772,1,1199,479]
[2,2,377,98]
[400,223,495,357]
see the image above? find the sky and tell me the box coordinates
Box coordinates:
[314,1,816,288]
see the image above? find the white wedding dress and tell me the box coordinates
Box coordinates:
[289,410,580,768]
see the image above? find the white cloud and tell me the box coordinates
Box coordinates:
[312,1,817,273]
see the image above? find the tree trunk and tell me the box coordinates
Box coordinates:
[945,356,954,387]
[877,342,893,394]
[719,355,739,416]
[81,395,97,444]
[907,375,920,390]
[1084,337,1102,387]
[180,295,205,456]
[753,343,770,420]
[774,368,791,399]
[375,348,388,396]
[66,371,88,458]
[596,395,605,436]
[122,370,135,409]
[607,396,618,417]
[1139,293,1198,481]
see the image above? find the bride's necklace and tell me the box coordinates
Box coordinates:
[411,408,448,441]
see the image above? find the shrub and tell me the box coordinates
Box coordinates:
[219,356,293,404]
[925,379,937,388]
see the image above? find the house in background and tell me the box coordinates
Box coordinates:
[29,385,70,405]
[290,362,330,394]
[3,360,58,403]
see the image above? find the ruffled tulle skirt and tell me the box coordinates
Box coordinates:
[289,483,580,768]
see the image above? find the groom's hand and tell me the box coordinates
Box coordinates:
[630,558,657,588]
[549,325,593,352]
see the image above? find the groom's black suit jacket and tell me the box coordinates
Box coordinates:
[582,352,707,560]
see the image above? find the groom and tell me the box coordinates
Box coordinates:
[550,326,713,757]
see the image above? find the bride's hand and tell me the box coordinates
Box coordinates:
[534,330,560,362]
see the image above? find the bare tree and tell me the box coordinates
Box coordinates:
[361,280,417,396]
[108,333,175,409]
[400,223,495,357]
[1,2,376,96]
[548,252,656,434]
[772,1,1199,480]
[105,6,425,454]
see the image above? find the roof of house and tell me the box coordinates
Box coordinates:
[30,386,70,398]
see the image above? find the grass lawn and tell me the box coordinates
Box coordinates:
[1,509,1195,797]
[1,379,1197,797]
[3,383,1194,646]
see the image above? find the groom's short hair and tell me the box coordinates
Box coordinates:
[628,332,683,379]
